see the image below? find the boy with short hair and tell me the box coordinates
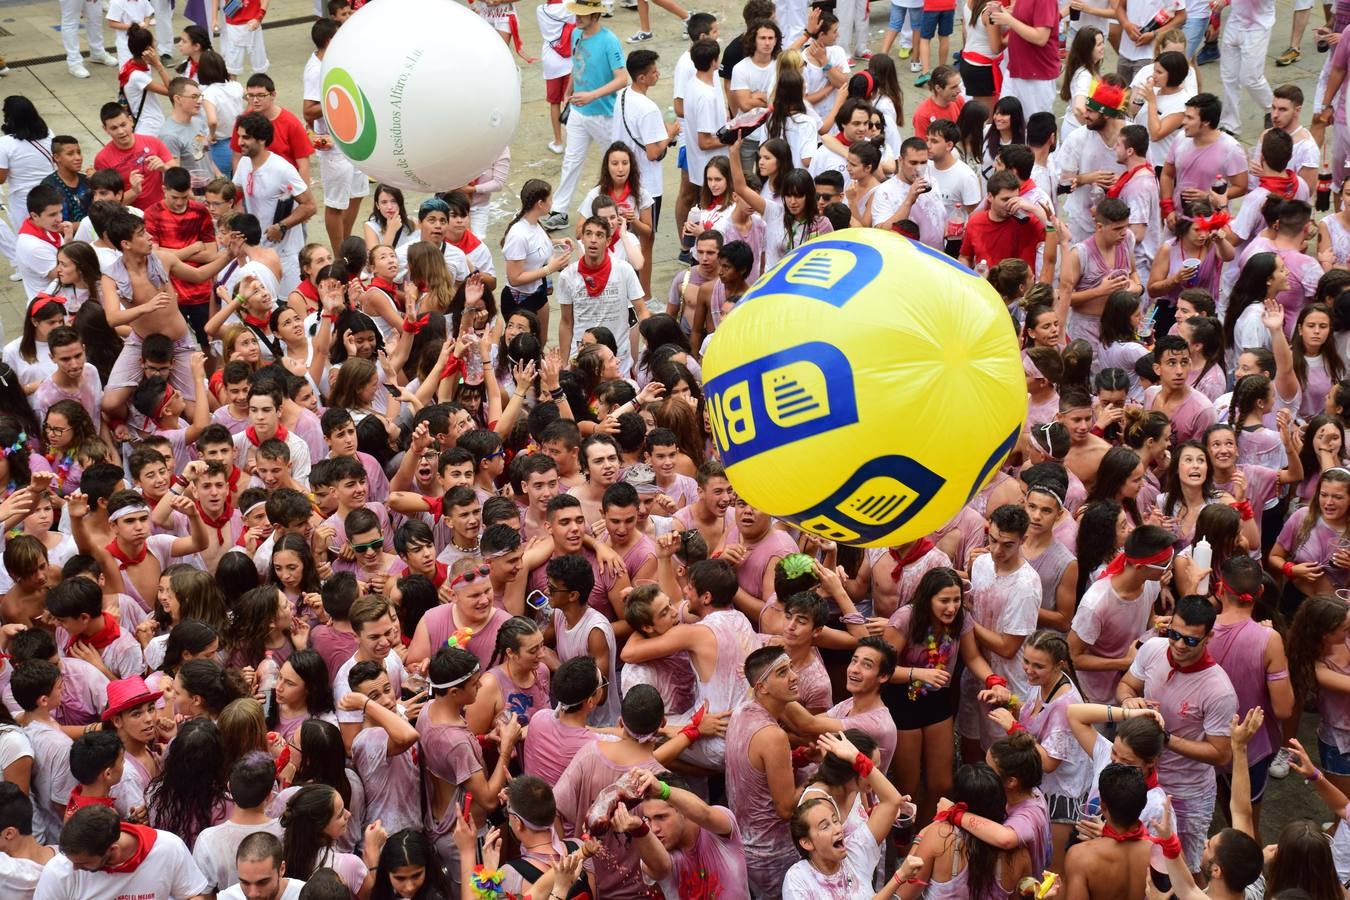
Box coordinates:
[644,428,697,509]
[539,418,586,491]
[129,361,211,475]
[192,752,284,894]
[342,660,421,834]
[40,136,93,224]
[320,407,390,502]
[388,422,474,498]
[211,361,254,434]
[233,382,312,484]
[15,186,67,301]
[672,460,734,550]
[197,424,245,505]
[456,428,507,503]
[1146,334,1218,444]
[319,455,390,547]
[47,571,144,680]
[13,660,76,843]
[333,595,405,750]
[33,327,102,426]
[309,572,360,678]
[65,730,124,819]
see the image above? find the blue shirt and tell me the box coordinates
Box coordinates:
[570,27,624,118]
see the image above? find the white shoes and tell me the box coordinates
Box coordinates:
[1268,747,1292,779]
[69,63,90,78]
[548,140,564,154]
[91,52,117,67]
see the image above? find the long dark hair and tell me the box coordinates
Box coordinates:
[1085,446,1143,526]
[768,67,808,142]
[906,567,965,645]
[1292,303,1346,393]
[501,179,551,249]
[1,95,49,141]
[1097,291,1141,348]
[1224,252,1279,351]
[369,184,414,242]
[985,96,1026,165]
[597,141,642,205]
[949,764,1009,899]
[291,719,352,807]
[868,54,903,124]
[1266,820,1344,900]
[1298,414,1345,486]
[638,315,691,377]
[1060,27,1103,101]
[270,532,323,595]
[757,138,792,198]
[1288,594,1350,703]
[159,619,218,676]
[956,100,990,165]
[372,830,451,900]
[267,648,335,730]
[1160,440,1216,518]
[1076,500,1123,596]
[74,300,123,385]
[488,616,541,668]
[145,717,227,848]
[282,784,343,880]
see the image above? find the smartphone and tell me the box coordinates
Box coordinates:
[525,590,551,613]
[383,383,401,398]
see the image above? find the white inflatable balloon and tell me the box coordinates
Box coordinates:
[319,0,520,192]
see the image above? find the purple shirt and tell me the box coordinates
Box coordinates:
[1278,505,1350,588]
[1144,385,1217,446]
[1208,617,1282,764]
[1070,577,1161,702]
[1005,790,1052,876]
[1165,134,1248,205]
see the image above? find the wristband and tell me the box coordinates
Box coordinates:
[1160,197,1176,217]
[680,722,703,743]
[658,780,672,800]
[1309,768,1322,783]
[1155,833,1183,859]
[985,674,1008,690]
[950,808,965,829]
[630,819,651,838]
[549,388,565,400]
[1282,561,1296,579]
[840,612,867,625]
[852,751,875,777]
[1229,499,1254,521]
[1006,721,1027,735]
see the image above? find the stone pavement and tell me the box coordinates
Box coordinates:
[0,0,1338,844]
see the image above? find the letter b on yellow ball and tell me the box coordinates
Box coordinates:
[702,228,1025,548]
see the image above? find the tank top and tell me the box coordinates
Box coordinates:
[1318,647,1350,754]
[1207,617,1280,762]
[1025,541,1074,619]
[695,609,757,715]
[1327,213,1350,267]
[923,831,1010,900]
[488,662,551,724]
[725,702,797,862]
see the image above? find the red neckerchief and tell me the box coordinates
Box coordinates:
[67,612,121,652]
[65,786,117,819]
[102,823,158,873]
[609,182,632,208]
[118,59,148,87]
[1258,169,1300,200]
[246,424,288,446]
[228,465,243,492]
[186,58,199,80]
[889,537,935,582]
[295,279,320,313]
[578,253,612,298]
[19,219,62,252]
[1102,822,1149,842]
[369,275,398,297]
[1018,178,1037,196]
[450,230,483,256]
[837,131,853,147]
[242,313,271,329]
[430,561,449,588]
[1144,769,1159,790]
[1166,647,1217,681]
[105,538,147,570]
[197,500,235,544]
[1107,164,1151,199]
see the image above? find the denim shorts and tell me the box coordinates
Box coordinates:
[889,3,920,30]
[1321,739,1350,776]
[920,8,954,38]
[1182,13,1207,58]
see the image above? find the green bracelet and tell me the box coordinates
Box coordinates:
[658,780,671,801]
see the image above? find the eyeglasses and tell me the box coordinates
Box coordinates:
[351,538,384,554]
[245,92,272,101]
[451,564,492,588]
[44,423,69,436]
[817,192,837,202]
[1166,628,1205,648]
[485,449,506,460]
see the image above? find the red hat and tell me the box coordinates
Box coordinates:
[102,675,163,722]
[1086,79,1129,118]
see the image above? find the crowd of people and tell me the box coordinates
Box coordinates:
[2,0,1350,896]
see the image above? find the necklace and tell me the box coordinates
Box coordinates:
[909,628,954,701]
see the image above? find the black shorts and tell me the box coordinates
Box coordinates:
[501,283,548,317]
[960,59,996,97]
[881,671,962,730]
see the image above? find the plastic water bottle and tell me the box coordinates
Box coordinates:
[1192,537,1212,596]
[258,651,279,718]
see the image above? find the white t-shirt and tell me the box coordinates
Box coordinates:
[557,255,645,370]
[927,157,983,222]
[34,829,209,900]
[729,58,775,142]
[612,87,669,198]
[1132,87,1191,169]
[106,0,154,64]
[302,54,327,138]
[578,185,654,220]
[202,81,245,142]
[781,820,882,899]
[0,135,54,200]
[781,111,822,167]
[804,45,850,122]
[14,231,60,302]
[683,77,729,187]
[672,50,696,149]
[232,151,307,258]
[125,70,165,136]
[334,652,405,724]
[502,218,554,294]
[192,819,285,893]
[395,239,470,284]
[219,879,306,900]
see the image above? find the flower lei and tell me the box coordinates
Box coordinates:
[2,430,26,458]
[445,626,474,649]
[469,866,505,899]
[44,448,75,492]
[908,629,955,701]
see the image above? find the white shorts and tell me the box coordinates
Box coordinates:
[222,21,268,74]
[1295,0,1314,12]
[317,149,369,209]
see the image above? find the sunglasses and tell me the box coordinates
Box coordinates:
[351,538,384,554]
[451,564,492,588]
[1166,628,1204,648]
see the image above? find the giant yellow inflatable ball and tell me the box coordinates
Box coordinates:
[702,228,1025,548]
[319,0,520,192]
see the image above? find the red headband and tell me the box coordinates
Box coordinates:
[1191,210,1231,233]
[1097,546,1175,580]
[152,382,174,420]
[1217,576,1254,604]
[29,292,66,319]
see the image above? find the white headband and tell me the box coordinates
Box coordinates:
[243,501,268,517]
[429,662,480,690]
[754,651,790,686]
[108,503,151,523]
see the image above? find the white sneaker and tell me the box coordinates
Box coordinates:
[548,140,564,154]
[69,63,90,78]
[910,60,921,73]
[1268,747,1292,779]
[8,272,21,282]
[91,52,117,66]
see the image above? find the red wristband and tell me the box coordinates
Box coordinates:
[630,820,651,838]
[791,746,812,768]
[1160,197,1176,217]
[680,723,703,743]
[985,674,1008,690]
[852,751,875,778]
[1282,561,1295,579]
[950,808,965,829]
[1155,833,1182,859]
[1006,722,1027,736]
[1229,499,1254,521]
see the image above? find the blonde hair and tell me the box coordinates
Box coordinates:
[407,242,457,314]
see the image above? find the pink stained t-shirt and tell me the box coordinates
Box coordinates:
[553,740,665,900]
[1144,385,1217,446]
[351,726,422,835]
[1129,636,1237,799]
[826,696,898,773]
[522,708,599,786]
[1278,506,1350,589]
[1165,134,1248,205]
[1208,617,1282,765]
[416,711,484,886]
[1070,576,1161,702]
[724,701,798,896]
[788,647,832,712]
[649,806,749,900]
[421,605,511,670]
[724,528,799,599]
[552,606,620,726]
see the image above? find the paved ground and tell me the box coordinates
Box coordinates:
[0,0,1339,845]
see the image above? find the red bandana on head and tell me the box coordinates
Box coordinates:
[1098,547,1173,580]
[66,612,122,653]
[577,253,613,298]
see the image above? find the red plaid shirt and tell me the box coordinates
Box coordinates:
[143,200,216,306]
